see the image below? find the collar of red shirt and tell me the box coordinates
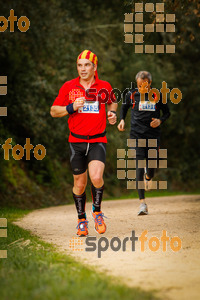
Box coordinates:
[74,76,100,89]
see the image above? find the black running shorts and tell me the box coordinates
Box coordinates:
[69,142,106,175]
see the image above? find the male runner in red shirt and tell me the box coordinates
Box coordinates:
[50,50,117,236]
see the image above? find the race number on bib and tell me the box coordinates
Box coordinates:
[78,101,99,114]
[139,101,156,111]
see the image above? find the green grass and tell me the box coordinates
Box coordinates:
[0,208,159,300]
[105,190,200,201]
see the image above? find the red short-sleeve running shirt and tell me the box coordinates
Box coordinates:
[52,76,116,143]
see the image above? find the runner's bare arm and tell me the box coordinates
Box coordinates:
[117,119,125,131]
[50,106,69,118]
[107,103,118,125]
[50,97,85,118]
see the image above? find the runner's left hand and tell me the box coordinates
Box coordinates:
[107,111,117,125]
[150,118,161,128]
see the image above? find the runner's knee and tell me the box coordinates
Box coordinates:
[73,176,87,194]
[90,174,103,187]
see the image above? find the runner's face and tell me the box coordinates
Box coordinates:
[137,78,152,93]
[77,59,97,81]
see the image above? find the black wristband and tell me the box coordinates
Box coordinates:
[66,103,75,114]
[110,110,117,115]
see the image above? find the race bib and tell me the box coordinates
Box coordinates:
[139,101,156,111]
[78,101,99,114]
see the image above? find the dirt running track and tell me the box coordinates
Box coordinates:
[14,195,200,300]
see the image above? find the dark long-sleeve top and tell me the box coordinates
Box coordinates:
[120,88,171,139]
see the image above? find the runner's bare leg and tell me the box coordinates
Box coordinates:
[73,170,87,195]
[88,160,105,188]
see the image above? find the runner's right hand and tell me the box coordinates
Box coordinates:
[73,97,86,111]
[117,120,125,131]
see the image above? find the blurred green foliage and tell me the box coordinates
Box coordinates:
[0,0,199,208]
